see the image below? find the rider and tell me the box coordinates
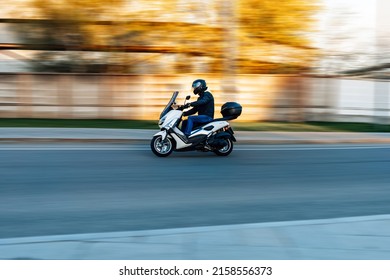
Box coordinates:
[182,79,214,137]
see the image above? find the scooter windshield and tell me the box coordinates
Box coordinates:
[159,91,179,119]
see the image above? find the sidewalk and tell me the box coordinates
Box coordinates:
[2,127,390,144]
[1,215,390,260]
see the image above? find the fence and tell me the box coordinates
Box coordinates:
[0,73,389,123]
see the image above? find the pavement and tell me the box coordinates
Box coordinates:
[1,127,390,260]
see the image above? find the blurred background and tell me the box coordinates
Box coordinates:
[0,0,389,124]
[1,1,390,262]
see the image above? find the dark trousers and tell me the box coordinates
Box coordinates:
[182,115,213,136]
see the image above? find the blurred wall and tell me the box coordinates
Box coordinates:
[0,73,389,123]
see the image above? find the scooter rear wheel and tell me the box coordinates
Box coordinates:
[151,135,174,157]
[214,138,233,156]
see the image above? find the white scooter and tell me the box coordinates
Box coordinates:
[151,91,242,157]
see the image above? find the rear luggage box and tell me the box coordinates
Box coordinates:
[221,102,242,120]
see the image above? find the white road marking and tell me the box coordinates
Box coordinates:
[0,146,141,151]
[236,145,390,151]
[0,144,390,151]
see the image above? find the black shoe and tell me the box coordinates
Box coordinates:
[177,133,189,143]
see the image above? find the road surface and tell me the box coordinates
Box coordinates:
[1,143,390,238]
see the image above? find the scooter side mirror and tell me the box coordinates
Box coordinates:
[186,95,191,100]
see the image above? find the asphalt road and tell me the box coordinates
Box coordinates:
[1,143,390,239]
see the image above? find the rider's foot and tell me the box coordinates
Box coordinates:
[179,133,189,142]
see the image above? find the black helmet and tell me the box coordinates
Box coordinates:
[191,79,208,95]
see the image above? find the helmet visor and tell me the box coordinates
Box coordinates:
[192,81,202,94]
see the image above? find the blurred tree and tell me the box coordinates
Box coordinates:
[238,0,318,47]
[236,0,320,73]
[9,0,320,74]
[14,0,127,72]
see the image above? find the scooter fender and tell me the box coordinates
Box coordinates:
[215,131,236,142]
[153,130,167,141]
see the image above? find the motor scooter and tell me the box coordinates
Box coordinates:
[150,91,242,157]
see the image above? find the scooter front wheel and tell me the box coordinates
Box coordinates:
[151,135,174,157]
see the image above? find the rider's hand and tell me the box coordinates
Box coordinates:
[183,103,191,109]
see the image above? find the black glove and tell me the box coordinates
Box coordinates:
[177,103,189,110]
